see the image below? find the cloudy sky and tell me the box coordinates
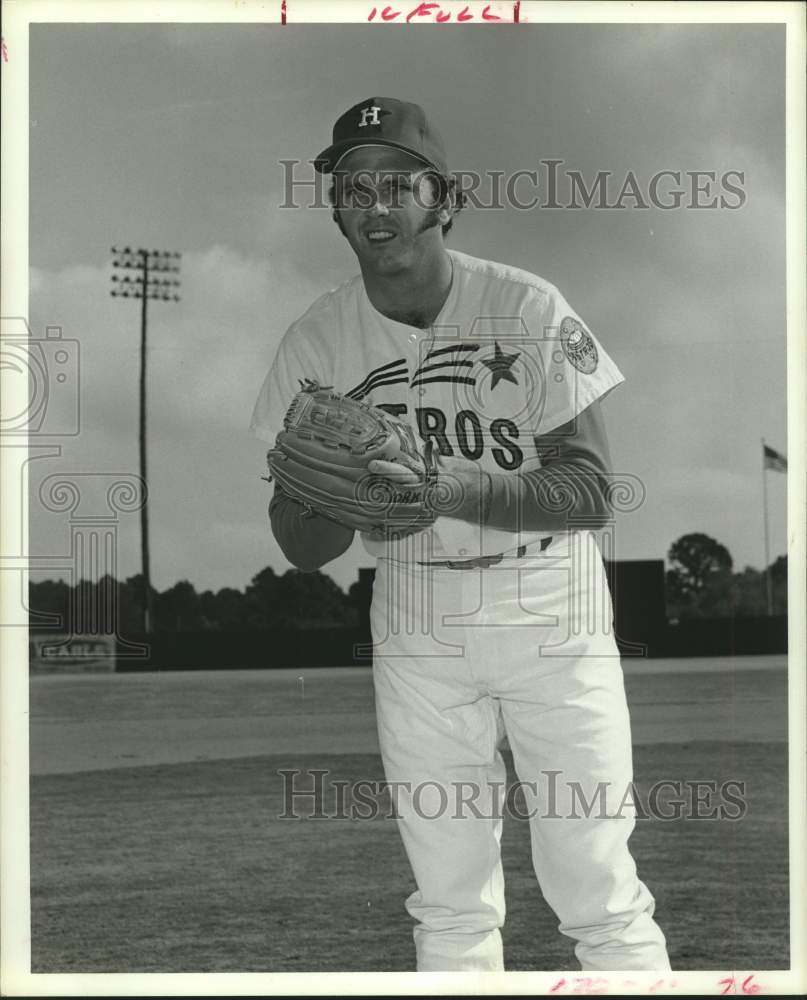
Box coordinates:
[27,20,787,594]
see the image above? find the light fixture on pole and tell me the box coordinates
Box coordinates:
[111,247,182,632]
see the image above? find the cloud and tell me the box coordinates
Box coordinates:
[23,23,789,592]
[27,245,365,593]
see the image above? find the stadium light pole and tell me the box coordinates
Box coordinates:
[111,247,181,632]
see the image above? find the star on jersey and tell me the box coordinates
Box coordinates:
[481,342,520,389]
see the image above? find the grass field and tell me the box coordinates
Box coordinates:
[29,658,790,972]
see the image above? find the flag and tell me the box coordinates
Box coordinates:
[763,444,788,473]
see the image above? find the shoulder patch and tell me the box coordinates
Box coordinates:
[560,316,598,374]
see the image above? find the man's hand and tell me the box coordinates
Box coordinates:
[371,400,614,533]
[369,453,491,525]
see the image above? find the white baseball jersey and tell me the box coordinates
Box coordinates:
[250,247,670,971]
[250,249,624,560]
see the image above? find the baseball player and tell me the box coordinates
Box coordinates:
[250,97,670,972]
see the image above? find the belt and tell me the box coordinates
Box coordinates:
[423,537,553,570]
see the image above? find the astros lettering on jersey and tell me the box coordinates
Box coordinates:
[250,249,623,560]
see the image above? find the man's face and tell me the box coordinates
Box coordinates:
[331,145,447,275]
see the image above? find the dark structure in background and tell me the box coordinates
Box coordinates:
[605,559,786,657]
[350,560,787,661]
[29,558,787,672]
[607,560,668,657]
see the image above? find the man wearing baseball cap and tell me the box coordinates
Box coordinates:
[251,97,670,973]
[314,97,450,175]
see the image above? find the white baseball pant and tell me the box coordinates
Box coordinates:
[369,535,670,972]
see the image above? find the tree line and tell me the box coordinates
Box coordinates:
[27,532,787,633]
[28,567,367,633]
[665,532,787,620]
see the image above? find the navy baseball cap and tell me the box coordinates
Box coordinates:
[314,97,448,175]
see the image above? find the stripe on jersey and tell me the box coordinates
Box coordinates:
[423,343,480,359]
[410,347,480,388]
[410,375,476,387]
[347,359,408,399]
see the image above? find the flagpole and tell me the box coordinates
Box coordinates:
[761,437,773,615]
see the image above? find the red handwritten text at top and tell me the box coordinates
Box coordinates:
[367,3,519,23]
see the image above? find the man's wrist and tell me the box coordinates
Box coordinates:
[435,458,492,525]
[484,462,611,534]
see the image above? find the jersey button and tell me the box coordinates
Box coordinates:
[419,388,426,397]
[408,334,417,342]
